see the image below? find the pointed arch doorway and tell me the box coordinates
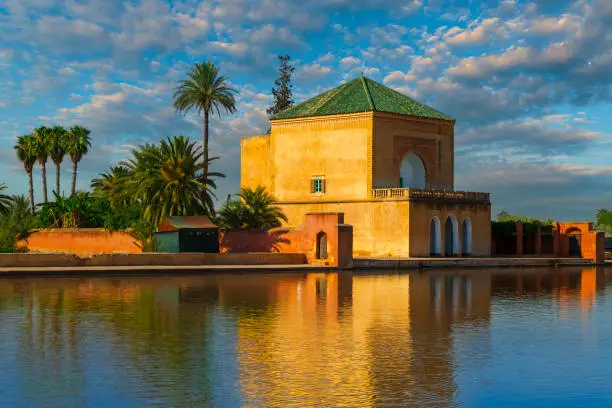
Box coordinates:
[430,217,442,256]
[444,216,459,257]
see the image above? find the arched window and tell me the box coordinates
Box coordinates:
[400,153,426,189]
[316,231,328,260]
[462,218,472,256]
[430,217,442,256]
[444,215,459,256]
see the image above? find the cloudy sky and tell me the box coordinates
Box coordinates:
[1,0,611,221]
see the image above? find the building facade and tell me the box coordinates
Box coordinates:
[241,76,491,258]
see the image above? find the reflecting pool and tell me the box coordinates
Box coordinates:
[1,267,611,407]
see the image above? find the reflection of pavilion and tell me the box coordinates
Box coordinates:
[230,271,492,407]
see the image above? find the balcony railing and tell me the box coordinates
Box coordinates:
[372,188,490,202]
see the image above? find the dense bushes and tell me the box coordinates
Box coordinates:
[492,211,554,238]
[0,195,35,253]
[35,192,140,230]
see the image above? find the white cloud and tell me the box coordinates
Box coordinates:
[298,63,332,81]
[340,56,361,67]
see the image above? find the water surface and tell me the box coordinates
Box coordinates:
[0,267,611,407]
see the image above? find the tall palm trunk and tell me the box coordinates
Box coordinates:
[27,171,35,215]
[203,110,209,178]
[55,163,61,196]
[41,162,48,203]
[71,161,78,196]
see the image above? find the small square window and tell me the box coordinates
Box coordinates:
[311,176,325,194]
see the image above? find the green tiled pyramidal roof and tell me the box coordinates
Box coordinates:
[271,76,453,121]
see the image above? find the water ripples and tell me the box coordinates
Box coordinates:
[0,268,611,407]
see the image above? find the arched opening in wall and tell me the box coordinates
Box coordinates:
[462,218,472,256]
[566,228,582,258]
[430,217,442,256]
[316,231,328,260]
[444,215,459,256]
[400,152,426,189]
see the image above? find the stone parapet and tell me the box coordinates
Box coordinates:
[371,188,490,203]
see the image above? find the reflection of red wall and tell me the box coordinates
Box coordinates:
[556,222,604,263]
[21,229,140,254]
[220,213,353,268]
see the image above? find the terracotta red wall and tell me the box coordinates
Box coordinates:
[220,213,352,268]
[22,229,141,255]
[556,222,605,263]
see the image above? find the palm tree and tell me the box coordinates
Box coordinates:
[173,61,238,176]
[215,186,287,230]
[91,165,131,208]
[66,126,91,196]
[49,125,68,196]
[8,195,31,218]
[121,136,224,225]
[33,126,52,203]
[14,134,38,214]
[0,184,12,215]
[239,186,287,229]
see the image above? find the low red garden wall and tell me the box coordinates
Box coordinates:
[19,213,354,268]
[557,222,605,264]
[220,213,353,268]
[22,229,140,255]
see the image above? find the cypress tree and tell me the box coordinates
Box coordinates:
[267,54,295,117]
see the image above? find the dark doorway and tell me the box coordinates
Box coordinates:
[316,232,328,260]
[180,229,219,253]
[569,234,582,257]
[462,219,472,256]
[430,218,441,256]
[430,219,437,256]
[445,217,455,256]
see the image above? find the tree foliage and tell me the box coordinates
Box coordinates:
[91,166,131,208]
[66,126,92,196]
[129,219,159,252]
[596,209,612,226]
[33,126,52,203]
[49,125,68,195]
[117,136,224,226]
[0,195,35,253]
[267,54,295,117]
[216,186,287,230]
[14,134,37,214]
[492,211,554,237]
[173,61,238,176]
[0,184,12,215]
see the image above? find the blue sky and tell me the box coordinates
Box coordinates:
[1,0,611,221]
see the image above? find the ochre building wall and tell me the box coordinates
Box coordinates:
[278,201,411,258]
[241,134,271,192]
[372,113,454,190]
[409,201,491,257]
[242,113,373,201]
